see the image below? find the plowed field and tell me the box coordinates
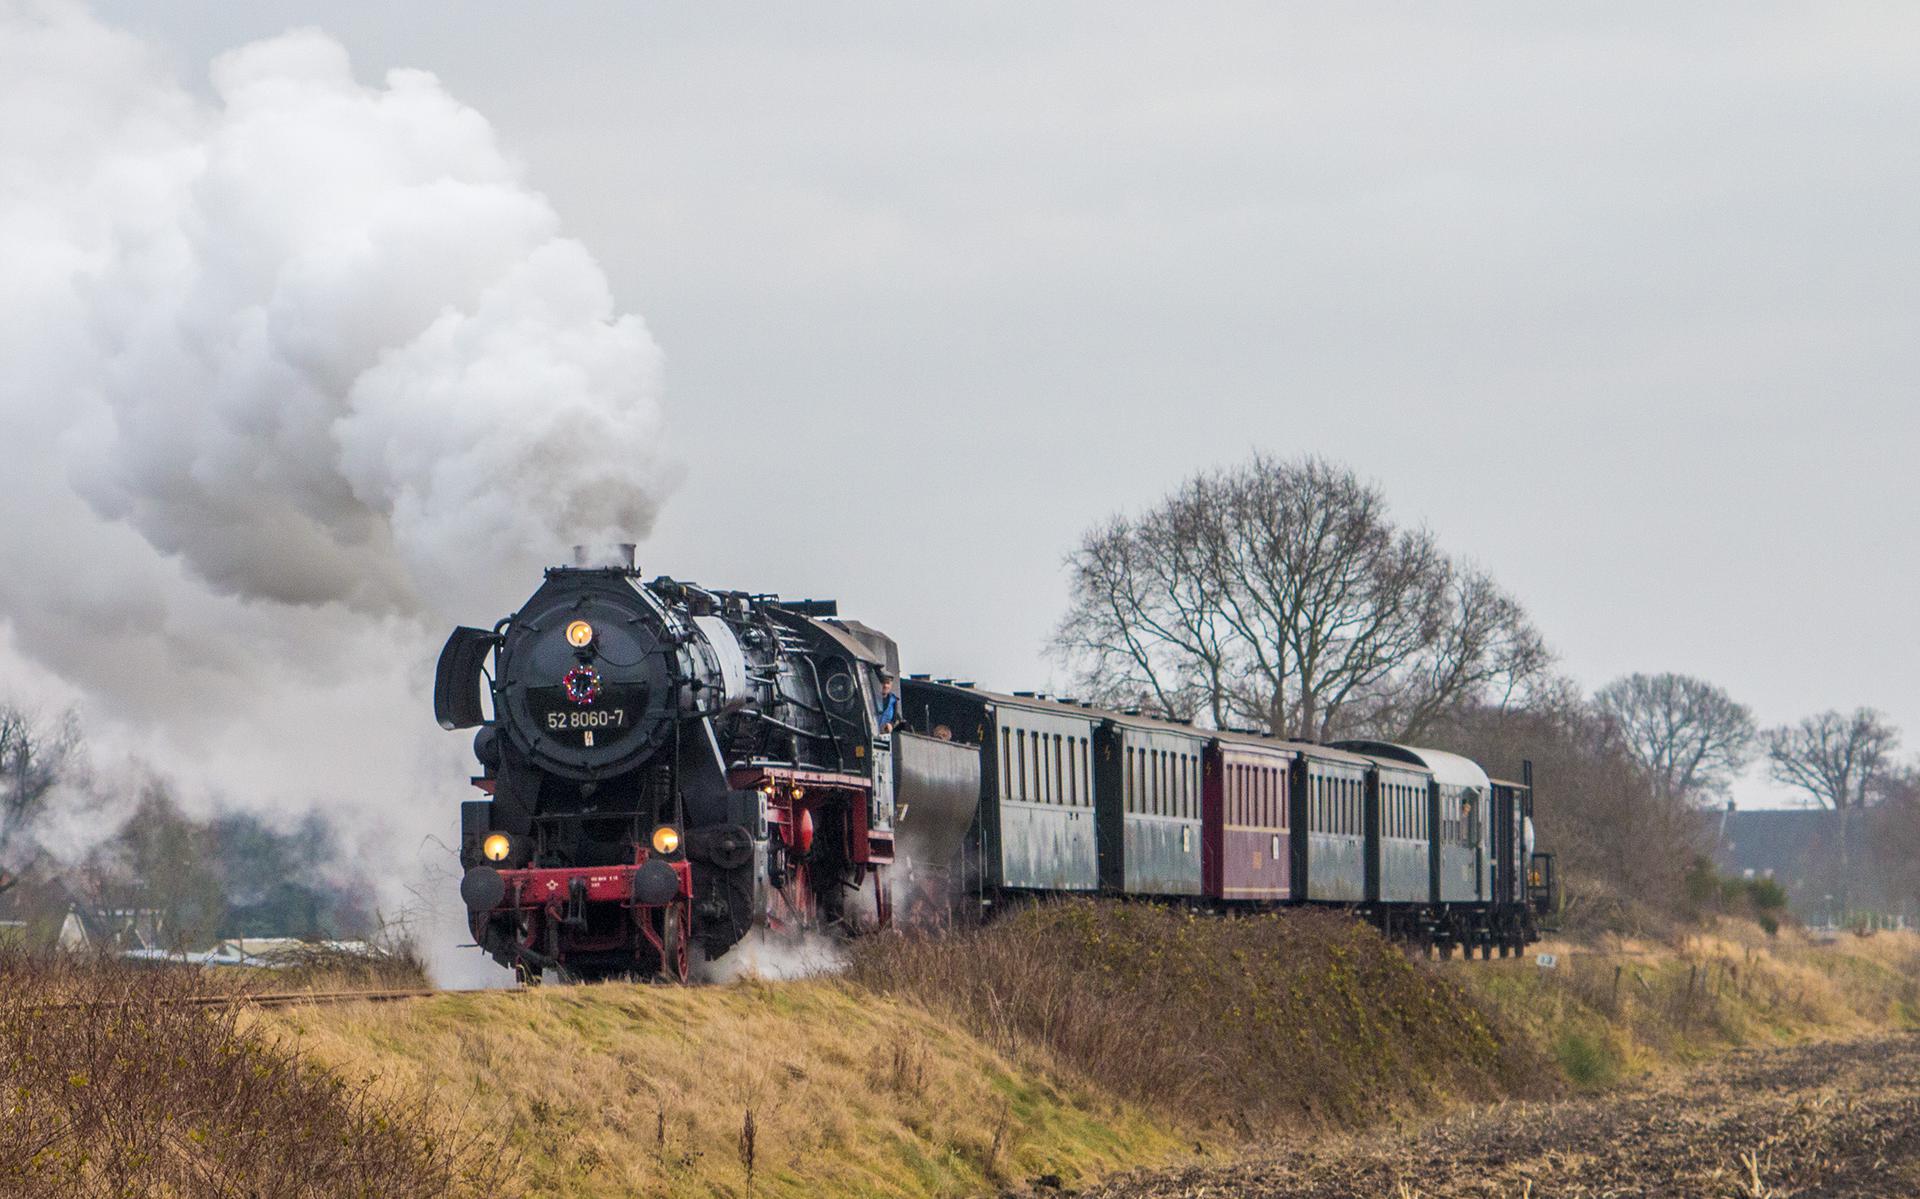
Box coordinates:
[1084,1032,1920,1198]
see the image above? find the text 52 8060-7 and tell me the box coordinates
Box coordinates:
[545,709,625,731]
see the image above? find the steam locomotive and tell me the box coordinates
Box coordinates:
[436,552,1556,982]
[434,549,977,982]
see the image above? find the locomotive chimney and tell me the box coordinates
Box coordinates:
[570,543,638,571]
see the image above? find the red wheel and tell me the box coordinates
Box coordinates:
[659,902,689,983]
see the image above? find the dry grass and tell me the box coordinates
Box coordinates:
[249,936,432,993]
[847,901,1550,1131]
[262,976,1186,1199]
[250,908,1920,1199]
[1449,919,1920,1089]
[0,949,497,1199]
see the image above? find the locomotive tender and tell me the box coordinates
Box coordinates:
[436,555,1555,982]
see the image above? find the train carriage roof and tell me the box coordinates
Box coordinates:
[1334,741,1491,792]
[1209,727,1301,760]
[900,679,1104,724]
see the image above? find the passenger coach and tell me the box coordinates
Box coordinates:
[900,680,1553,956]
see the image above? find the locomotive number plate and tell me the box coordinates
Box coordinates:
[544,708,627,732]
[527,682,647,748]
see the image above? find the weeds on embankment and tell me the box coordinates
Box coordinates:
[0,949,496,1198]
[847,902,1551,1130]
[264,976,1185,1199]
[1449,920,1920,1091]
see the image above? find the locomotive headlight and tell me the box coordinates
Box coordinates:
[481,833,513,862]
[565,619,595,648]
[651,825,681,855]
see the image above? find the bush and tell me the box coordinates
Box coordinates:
[0,949,494,1197]
[848,900,1547,1130]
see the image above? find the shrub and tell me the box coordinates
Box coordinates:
[0,949,494,1197]
[848,900,1548,1130]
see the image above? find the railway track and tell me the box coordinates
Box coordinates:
[30,987,438,1013]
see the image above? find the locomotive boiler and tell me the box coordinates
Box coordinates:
[434,549,972,982]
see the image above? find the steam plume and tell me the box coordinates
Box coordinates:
[0,3,672,982]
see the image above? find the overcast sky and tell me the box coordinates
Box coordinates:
[61,3,1920,806]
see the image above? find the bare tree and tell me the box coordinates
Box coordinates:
[1767,709,1901,812]
[1362,563,1553,741]
[1053,454,1549,740]
[1428,680,1704,928]
[1593,673,1756,806]
[0,702,81,896]
[1767,708,1902,917]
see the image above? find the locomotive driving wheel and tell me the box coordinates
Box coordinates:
[657,902,690,983]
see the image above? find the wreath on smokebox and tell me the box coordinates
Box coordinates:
[562,666,602,705]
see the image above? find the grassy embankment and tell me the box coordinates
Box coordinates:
[259,905,1540,1199]
[0,950,492,1199]
[1451,920,1920,1089]
[261,907,1920,1199]
[13,905,1916,1198]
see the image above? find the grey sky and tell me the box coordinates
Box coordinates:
[83,3,1920,806]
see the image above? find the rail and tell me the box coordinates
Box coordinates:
[27,987,437,1013]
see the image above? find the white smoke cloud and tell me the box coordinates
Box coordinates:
[0,2,673,983]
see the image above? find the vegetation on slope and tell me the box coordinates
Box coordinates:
[0,950,493,1199]
[1450,920,1920,1090]
[18,903,1917,1199]
[847,901,1548,1130]
[261,975,1184,1199]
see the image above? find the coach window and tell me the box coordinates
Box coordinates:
[1036,732,1047,804]
[1039,732,1049,804]
[1000,728,1011,796]
[1041,733,1051,804]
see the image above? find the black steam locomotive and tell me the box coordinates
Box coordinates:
[434,549,977,982]
[437,553,1556,982]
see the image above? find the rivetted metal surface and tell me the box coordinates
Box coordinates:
[1207,738,1295,901]
[1096,716,1207,896]
[1124,814,1203,894]
[1000,800,1099,890]
[1439,843,1483,903]
[1305,833,1365,901]
[1374,763,1434,904]
[892,731,983,872]
[1380,840,1430,903]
